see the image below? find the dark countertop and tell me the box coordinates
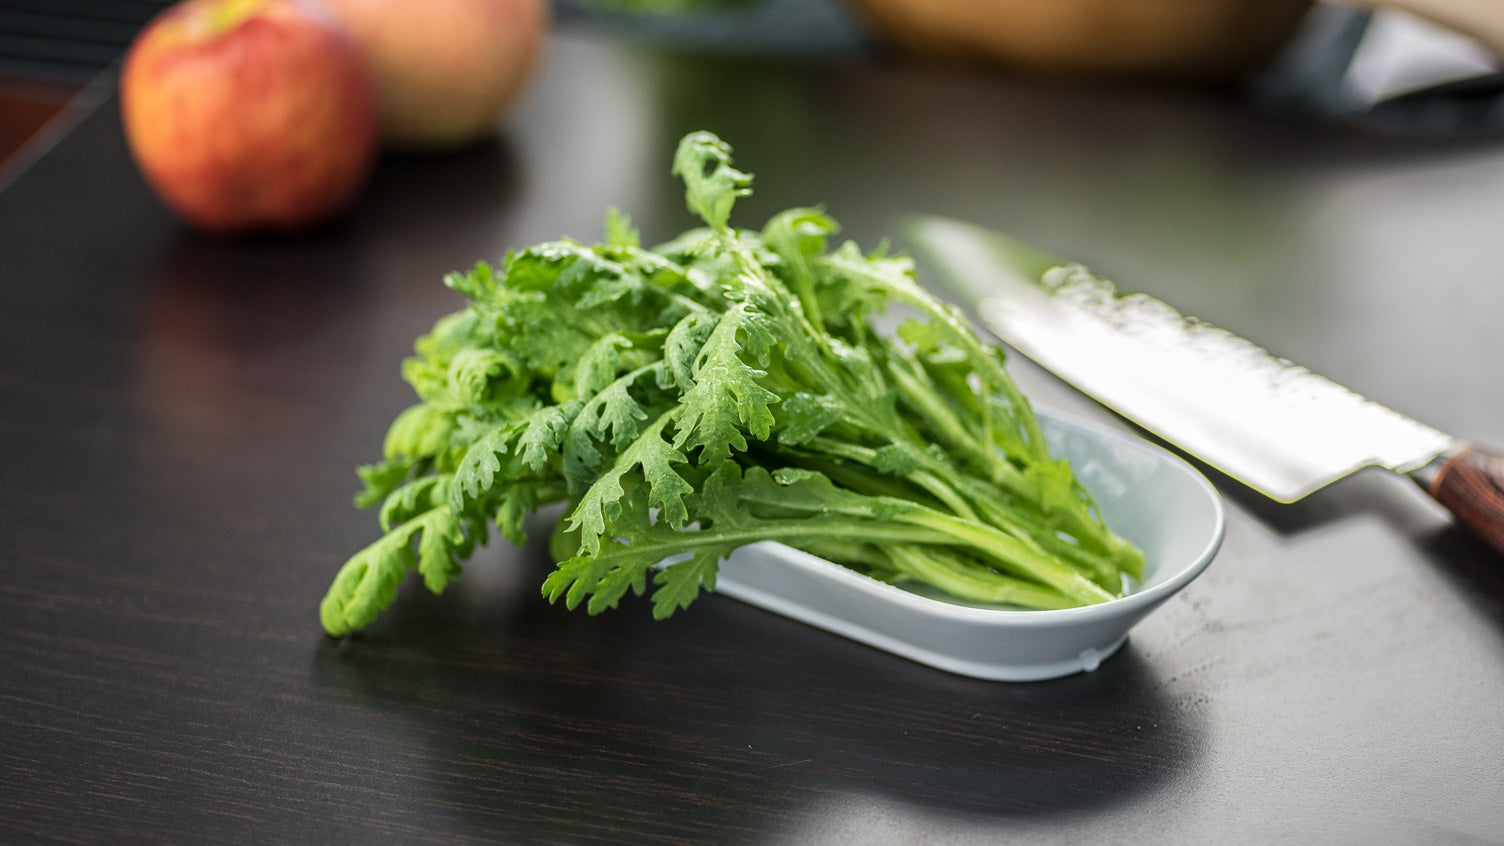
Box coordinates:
[3,27,1504,845]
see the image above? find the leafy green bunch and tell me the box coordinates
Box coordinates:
[320,131,1143,637]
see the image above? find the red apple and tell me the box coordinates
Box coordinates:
[120,0,380,234]
[322,0,548,151]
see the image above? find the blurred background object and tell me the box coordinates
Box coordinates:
[554,0,872,58]
[0,0,170,84]
[1338,0,1504,57]
[846,0,1316,82]
[557,0,1504,132]
[322,0,550,151]
[1252,3,1503,134]
[0,75,73,166]
[3,0,1504,176]
[0,1,170,169]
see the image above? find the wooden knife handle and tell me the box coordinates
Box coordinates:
[1422,443,1504,556]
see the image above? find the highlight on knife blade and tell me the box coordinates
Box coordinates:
[905,215,1454,502]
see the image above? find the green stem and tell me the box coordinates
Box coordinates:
[806,437,979,522]
[886,546,1077,609]
[897,507,1117,605]
[824,255,1050,461]
[883,345,1140,580]
[884,350,1033,498]
[726,474,1115,605]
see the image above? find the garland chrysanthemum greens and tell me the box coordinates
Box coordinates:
[320,130,1143,637]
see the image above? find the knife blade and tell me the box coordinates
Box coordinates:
[905,215,1504,554]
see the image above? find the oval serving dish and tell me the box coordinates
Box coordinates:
[713,410,1226,681]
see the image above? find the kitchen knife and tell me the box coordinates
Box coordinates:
[905,215,1504,554]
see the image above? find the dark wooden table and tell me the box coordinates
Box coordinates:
[4,28,1504,845]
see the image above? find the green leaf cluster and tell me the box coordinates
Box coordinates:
[320,130,1143,637]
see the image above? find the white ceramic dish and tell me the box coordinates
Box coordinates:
[714,410,1226,681]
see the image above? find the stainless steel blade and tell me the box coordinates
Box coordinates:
[906,215,1456,502]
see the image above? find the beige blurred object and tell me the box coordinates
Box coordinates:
[1332,0,1504,55]
[847,0,1316,81]
[322,0,549,150]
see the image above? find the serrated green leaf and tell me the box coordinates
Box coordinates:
[561,423,604,497]
[594,381,651,449]
[735,295,777,369]
[576,270,640,313]
[636,436,694,530]
[541,545,649,615]
[895,315,947,353]
[504,240,591,292]
[762,206,837,328]
[672,131,751,231]
[452,424,514,509]
[758,466,902,522]
[416,506,464,593]
[823,334,888,402]
[515,402,573,473]
[604,207,640,249]
[320,537,408,637]
[355,458,412,509]
[566,469,626,556]
[384,403,457,462]
[448,348,518,404]
[573,362,659,451]
[543,510,731,619]
[661,310,716,391]
[565,414,691,553]
[414,308,489,362]
[380,474,450,532]
[492,482,538,547]
[651,550,720,619]
[1023,457,1089,520]
[322,509,457,636]
[774,392,842,446]
[688,458,750,524]
[573,333,630,398]
[443,260,500,301]
[541,554,609,611]
[672,306,779,463]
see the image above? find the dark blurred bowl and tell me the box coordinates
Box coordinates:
[847,0,1314,82]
